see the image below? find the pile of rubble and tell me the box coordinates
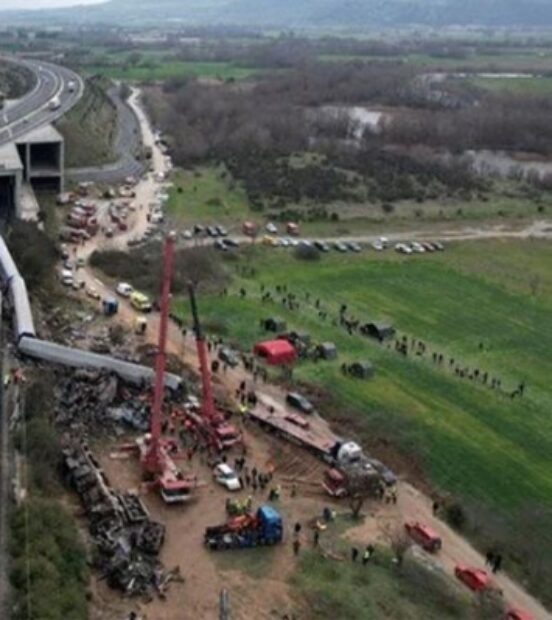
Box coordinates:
[55,369,152,435]
[63,443,182,597]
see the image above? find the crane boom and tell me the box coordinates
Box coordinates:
[188,282,216,422]
[144,231,176,473]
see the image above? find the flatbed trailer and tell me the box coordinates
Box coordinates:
[247,393,339,461]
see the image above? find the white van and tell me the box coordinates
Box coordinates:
[116,282,133,297]
[60,269,74,286]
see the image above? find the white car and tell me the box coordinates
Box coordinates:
[213,463,241,491]
[266,222,278,234]
[182,229,193,240]
[86,286,101,300]
[116,282,133,297]
[372,242,384,251]
[411,242,426,253]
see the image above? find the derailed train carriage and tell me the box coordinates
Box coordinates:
[0,235,182,391]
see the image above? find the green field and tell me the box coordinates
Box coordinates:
[319,51,552,72]
[84,60,256,81]
[167,166,251,227]
[166,164,546,236]
[173,239,552,599]
[470,76,552,95]
[293,539,475,620]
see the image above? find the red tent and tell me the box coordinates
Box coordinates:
[253,339,296,365]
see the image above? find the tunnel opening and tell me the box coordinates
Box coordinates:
[0,174,16,223]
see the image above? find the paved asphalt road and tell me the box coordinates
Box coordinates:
[0,55,83,146]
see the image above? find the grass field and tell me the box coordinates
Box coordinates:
[293,536,475,619]
[167,166,250,227]
[318,51,552,73]
[84,60,256,81]
[470,76,552,95]
[166,165,546,235]
[173,239,552,600]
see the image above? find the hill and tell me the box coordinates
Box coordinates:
[3,0,552,29]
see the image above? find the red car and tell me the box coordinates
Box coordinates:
[505,609,533,620]
[454,565,492,592]
[404,521,442,552]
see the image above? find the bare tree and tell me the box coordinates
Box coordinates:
[344,466,381,519]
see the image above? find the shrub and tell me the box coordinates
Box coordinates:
[294,245,320,261]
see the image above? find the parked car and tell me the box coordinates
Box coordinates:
[214,238,228,251]
[404,521,442,552]
[368,459,397,486]
[193,224,205,235]
[334,241,349,252]
[433,241,445,251]
[182,229,193,239]
[207,226,219,237]
[371,241,384,251]
[86,286,101,300]
[213,463,241,491]
[116,282,133,297]
[454,565,493,592]
[224,238,240,248]
[218,347,240,368]
[286,392,315,414]
[314,240,331,252]
[216,225,228,237]
[505,608,533,620]
[60,269,74,286]
[346,241,362,252]
[266,222,278,234]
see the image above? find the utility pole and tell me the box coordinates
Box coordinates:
[219,588,231,620]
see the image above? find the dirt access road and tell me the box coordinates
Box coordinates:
[74,91,551,619]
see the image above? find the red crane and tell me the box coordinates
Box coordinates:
[136,231,198,503]
[187,282,241,452]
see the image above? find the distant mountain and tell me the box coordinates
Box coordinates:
[3,0,552,29]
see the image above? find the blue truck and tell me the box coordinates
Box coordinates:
[204,505,283,551]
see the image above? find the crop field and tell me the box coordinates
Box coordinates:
[84,60,256,81]
[470,76,552,95]
[174,240,552,538]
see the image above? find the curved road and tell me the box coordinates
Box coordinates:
[0,55,83,146]
[67,83,145,184]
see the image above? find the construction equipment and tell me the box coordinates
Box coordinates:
[186,282,241,451]
[135,232,199,503]
[204,505,283,551]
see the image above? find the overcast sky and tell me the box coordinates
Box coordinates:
[1,0,105,9]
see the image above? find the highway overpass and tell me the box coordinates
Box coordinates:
[0,56,82,220]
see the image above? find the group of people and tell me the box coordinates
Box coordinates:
[485,550,503,574]
[291,521,322,556]
[351,544,376,565]
[229,283,528,402]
